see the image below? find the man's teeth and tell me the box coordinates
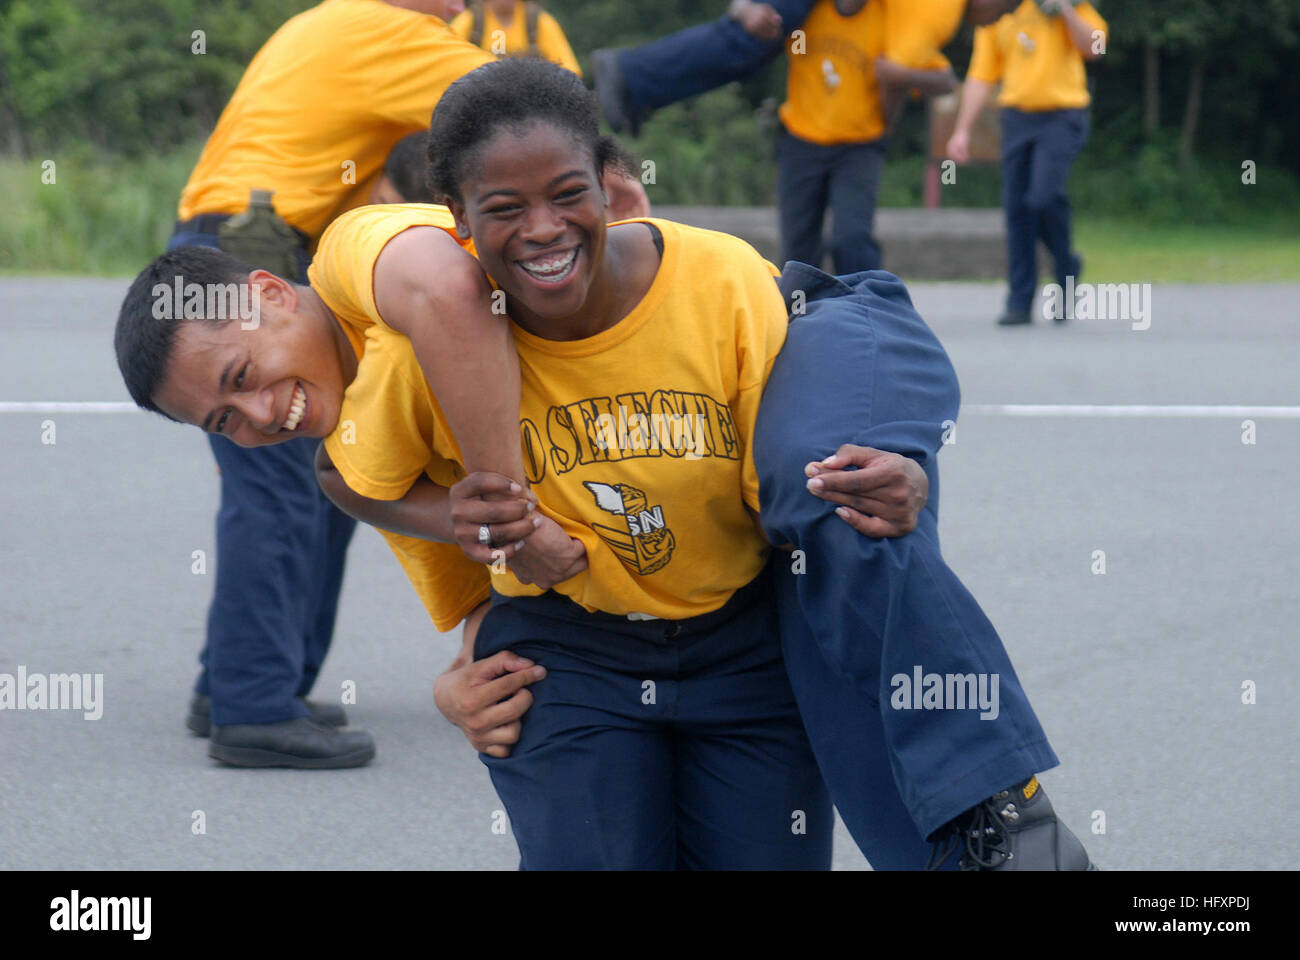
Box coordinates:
[520,248,576,280]
[282,384,306,431]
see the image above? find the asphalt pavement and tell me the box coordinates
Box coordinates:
[1,277,1296,870]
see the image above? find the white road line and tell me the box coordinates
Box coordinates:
[0,402,1297,418]
[961,404,1300,418]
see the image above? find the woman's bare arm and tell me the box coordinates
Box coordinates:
[373,227,528,489]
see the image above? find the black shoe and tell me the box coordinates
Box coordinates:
[188,694,348,738]
[592,48,642,137]
[997,309,1032,326]
[208,716,375,769]
[927,776,1097,871]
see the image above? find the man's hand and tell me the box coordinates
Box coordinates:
[804,444,929,537]
[448,471,539,563]
[507,513,588,590]
[946,128,971,165]
[730,0,784,41]
[434,650,545,758]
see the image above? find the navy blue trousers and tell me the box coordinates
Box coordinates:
[777,126,886,275]
[167,226,356,726]
[1000,107,1089,312]
[474,575,833,870]
[618,1,816,113]
[754,263,1059,863]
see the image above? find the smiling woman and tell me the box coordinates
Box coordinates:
[403,58,840,869]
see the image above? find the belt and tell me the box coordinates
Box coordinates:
[173,213,310,248]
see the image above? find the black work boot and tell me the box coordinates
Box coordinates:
[928,776,1097,871]
[208,717,375,769]
[592,48,643,137]
[187,694,347,737]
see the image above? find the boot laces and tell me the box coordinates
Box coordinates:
[927,790,1019,871]
[961,793,1016,869]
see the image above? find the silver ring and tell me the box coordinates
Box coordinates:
[477,524,492,546]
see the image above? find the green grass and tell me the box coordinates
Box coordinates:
[0,145,200,276]
[1072,218,1300,283]
[2,145,1297,283]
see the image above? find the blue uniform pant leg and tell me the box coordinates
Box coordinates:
[1000,108,1040,312]
[474,588,831,871]
[777,128,832,268]
[671,566,831,871]
[618,1,816,113]
[297,482,357,698]
[828,139,887,274]
[473,599,677,870]
[1026,108,1088,292]
[755,267,1058,841]
[772,561,943,869]
[202,435,335,726]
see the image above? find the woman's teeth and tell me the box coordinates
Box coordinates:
[282,383,306,431]
[519,248,577,283]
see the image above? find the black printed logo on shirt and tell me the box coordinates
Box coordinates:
[519,389,739,485]
[583,482,676,575]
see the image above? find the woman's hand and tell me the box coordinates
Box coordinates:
[448,471,539,564]
[507,514,588,590]
[804,444,929,537]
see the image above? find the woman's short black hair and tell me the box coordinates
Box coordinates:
[427,58,634,205]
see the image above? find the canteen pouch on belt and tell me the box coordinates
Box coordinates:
[217,189,304,279]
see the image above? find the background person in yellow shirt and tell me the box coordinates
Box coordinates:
[157,0,535,770]
[450,0,582,75]
[776,0,963,273]
[946,0,1108,325]
[593,0,1019,136]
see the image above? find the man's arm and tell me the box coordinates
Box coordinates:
[1059,2,1105,60]
[316,446,586,585]
[877,58,958,128]
[373,228,528,489]
[967,0,1018,26]
[945,77,996,163]
[877,59,958,98]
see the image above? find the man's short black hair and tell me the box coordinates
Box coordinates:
[114,245,254,417]
[384,131,434,203]
[428,58,635,205]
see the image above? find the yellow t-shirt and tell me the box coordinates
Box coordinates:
[968,1,1108,111]
[449,2,582,76]
[312,205,789,625]
[503,218,787,619]
[780,0,964,145]
[178,0,493,241]
[311,204,490,631]
[885,0,966,72]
